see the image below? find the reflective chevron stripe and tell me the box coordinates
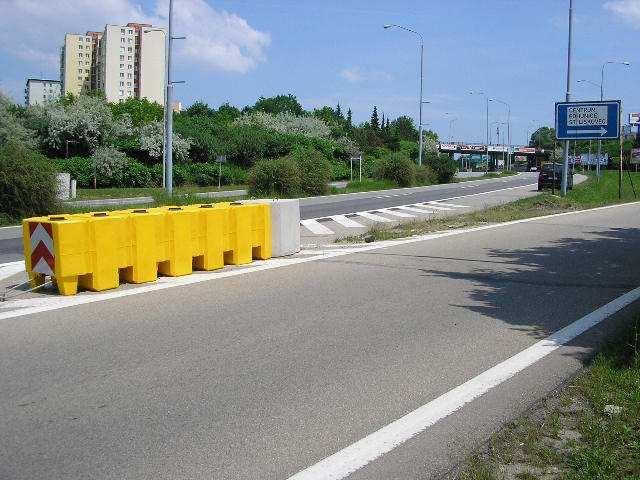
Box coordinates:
[29,223,54,275]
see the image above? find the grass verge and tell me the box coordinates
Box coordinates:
[455,170,518,182]
[338,171,640,244]
[453,317,640,480]
[76,184,247,200]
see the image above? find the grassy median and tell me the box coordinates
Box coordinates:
[454,318,640,480]
[338,171,640,244]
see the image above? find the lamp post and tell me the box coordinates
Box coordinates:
[560,0,574,196]
[596,61,631,178]
[469,91,489,172]
[489,98,511,170]
[145,0,185,196]
[384,24,424,165]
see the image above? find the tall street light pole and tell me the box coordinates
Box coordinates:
[489,98,511,170]
[597,60,631,178]
[469,91,489,172]
[560,0,574,196]
[384,24,424,165]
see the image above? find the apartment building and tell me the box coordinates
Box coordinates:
[24,79,61,105]
[60,23,165,104]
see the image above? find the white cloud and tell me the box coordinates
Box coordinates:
[605,0,640,26]
[0,0,270,73]
[339,66,392,84]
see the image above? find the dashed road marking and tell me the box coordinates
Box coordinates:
[397,206,435,215]
[329,215,366,228]
[301,219,334,235]
[377,208,415,218]
[356,211,393,223]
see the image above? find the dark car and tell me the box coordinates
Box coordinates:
[537,163,573,191]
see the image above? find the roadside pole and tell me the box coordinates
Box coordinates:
[561,0,573,196]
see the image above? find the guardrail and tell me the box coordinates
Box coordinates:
[22,202,272,296]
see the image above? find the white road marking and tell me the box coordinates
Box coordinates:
[300,219,334,235]
[417,204,453,211]
[287,285,640,480]
[1,199,630,322]
[0,261,25,282]
[397,206,435,215]
[329,215,366,228]
[377,208,415,218]
[355,212,393,223]
[427,201,469,208]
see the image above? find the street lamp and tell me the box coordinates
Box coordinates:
[469,91,489,172]
[384,23,425,165]
[489,98,511,170]
[145,0,186,196]
[491,121,508,169]
[444,113,458,143]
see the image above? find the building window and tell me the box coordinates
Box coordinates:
[127,81,132,86]
[119,90,124,96]
[86,53,90,57]
[120,28,125,34]
[120,63,124,68]
[78,45,83,49]
[78,76,83,81]
[128,29,133,34]
[79,37,83,42]
[127,55,132,60]
[121,37,125,43]
[127,64,132,69]
[119,81,124,86]
[127,73,132,78]
[78,53,83,58]
[120,73,124,78]
[78,69,83,74]
[127,47,132,52]
[85,69,89,73]
[120,55,124,60]
[120,47,125,53]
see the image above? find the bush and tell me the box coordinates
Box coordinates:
[330,159,350,180]
[54,156,94,188]
[221,164,248,185]
[248,157,301,197]
[173,164,193,186]
[427,153,457,183]
[190,163,219,187]
[371,152,415,187]
[121,160,153,188]
[288,147,332,196]
[415,164,437,186]
[0,141,58,219]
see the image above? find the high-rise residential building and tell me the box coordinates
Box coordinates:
[24,78,61,106]
[60,23,165,105]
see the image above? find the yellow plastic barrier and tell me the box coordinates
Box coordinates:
[22,201,272,296]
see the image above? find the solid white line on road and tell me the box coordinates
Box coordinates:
[427,201,470,208]
[2,200,634,322]
[329,215,366,228]
[300,219,334,235]
[397,206,435,215]
[0,261,25,282]
[287,285,640,480]
[356,211,393,223]
[377,208,415,218]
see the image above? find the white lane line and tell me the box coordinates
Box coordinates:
[301,219,334,235]
[377,208,415,218]
[417,204,453,211]
[330,215,366,228]
[288,285,640,480]
[397,206,435,215]
[427,201,469,209]
[1,200,636,322]
[0,261,25,282]
[356,211,393,223]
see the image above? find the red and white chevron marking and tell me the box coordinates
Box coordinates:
[29,223,54,276]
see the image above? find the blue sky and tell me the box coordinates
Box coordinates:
[1,0,638,144]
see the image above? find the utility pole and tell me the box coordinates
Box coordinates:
[561,0,573,196]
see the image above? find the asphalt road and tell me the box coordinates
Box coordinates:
[1,202,639,479]
[299,173,537,219]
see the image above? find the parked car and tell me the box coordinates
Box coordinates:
[538,163,573,191]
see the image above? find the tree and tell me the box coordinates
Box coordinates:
[111,97,163,127]
[531,127,556,150]
[139,121,191,163]
[0,93,37,148]
[313,106,339,126]
[389,116,418,142]
[215,103,241,123]
[252,94,304,116]
[346,108,353,128]
[185,100,215,117]
[235,111,331,138]
[335,103,343,120]
[371,106,380,131]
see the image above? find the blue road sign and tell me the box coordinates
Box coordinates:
[555,100,621,140]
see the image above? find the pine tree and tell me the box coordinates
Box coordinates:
[335,102,343,119]
[386,118,390,130]
[380,112,385,132]
[371,106,380,130]
[346,108,352,127]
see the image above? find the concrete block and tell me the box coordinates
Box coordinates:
[70,179,77,199]
[242,199,300,257]
[56,173,71,200]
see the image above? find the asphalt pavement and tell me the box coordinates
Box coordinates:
[1,201,639,479]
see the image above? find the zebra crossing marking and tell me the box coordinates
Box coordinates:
[356,211,393,223]
[330,215,366,228]
[301,219,334,235]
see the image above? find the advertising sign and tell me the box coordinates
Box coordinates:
[439,143,458,151]
[632,148,640,165]
[579,153,609,166]
[517,147,536,154]
[630,113,640,126]
[555,100,621,140]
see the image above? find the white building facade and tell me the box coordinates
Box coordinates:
[25,79,61,106]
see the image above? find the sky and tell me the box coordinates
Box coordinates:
[1,0,639,145]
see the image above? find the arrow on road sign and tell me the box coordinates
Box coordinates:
[566,127,607,137]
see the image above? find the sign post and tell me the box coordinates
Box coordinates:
[216,155,226,190]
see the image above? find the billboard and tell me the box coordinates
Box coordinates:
[632,148,640,165]
[487,145,508,153]
[630,113,640,125]
[579,153,609,166]
[517,147,536,154]
[439,143,458,151]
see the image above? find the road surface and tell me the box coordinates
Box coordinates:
[1,200,638,479]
